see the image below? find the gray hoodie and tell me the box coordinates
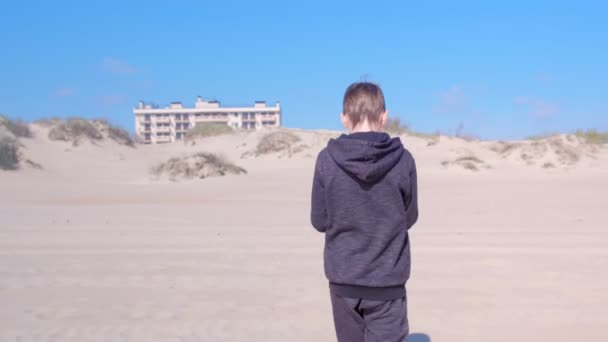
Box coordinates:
[311,131,418,300]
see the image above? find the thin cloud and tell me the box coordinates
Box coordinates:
[514,97,559,118]
[101,57,137,74]
[98,94,128,106]
[131,79,154,89]
[433,85,469,114]
[536,73,556,85]
[53,88,75,97]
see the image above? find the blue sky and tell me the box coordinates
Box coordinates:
[0,0,606,139]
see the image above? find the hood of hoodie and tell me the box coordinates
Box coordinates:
[327,132,405,183]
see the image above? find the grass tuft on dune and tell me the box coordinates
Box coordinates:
[152,152,246,181]
[186,123,235,141]
[575,129,608,145]
[0,137,20,170]
[0,114,32,138]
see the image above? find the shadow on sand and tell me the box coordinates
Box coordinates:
[409,332,431,342]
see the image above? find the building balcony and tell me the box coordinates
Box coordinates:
[193,116,229,122]
[152,116,171,122]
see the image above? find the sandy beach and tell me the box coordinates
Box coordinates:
[1,123,607,341]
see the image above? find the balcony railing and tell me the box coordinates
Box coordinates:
[152,116,171,123]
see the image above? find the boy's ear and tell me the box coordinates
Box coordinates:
[341,112,351,130]
[380,110,389,127]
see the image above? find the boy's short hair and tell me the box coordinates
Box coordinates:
[343,82,386,127]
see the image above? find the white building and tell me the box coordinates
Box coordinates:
[134,97,281,144]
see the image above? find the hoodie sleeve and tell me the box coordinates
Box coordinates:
[404,156,419,230]
[311,152,330,233]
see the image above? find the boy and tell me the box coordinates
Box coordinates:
[310,82,419,342]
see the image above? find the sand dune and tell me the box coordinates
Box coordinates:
[1,121,607,341]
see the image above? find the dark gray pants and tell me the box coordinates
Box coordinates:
[330,291,409,342]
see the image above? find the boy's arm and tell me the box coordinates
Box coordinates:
[311,154,329,233]
[405,157,419,230]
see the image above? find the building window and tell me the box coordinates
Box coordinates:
[183,123,190,130]
[144,114,151,121]
[144,124,151,130]
[144,133,151,140]
[183,114,189,119]
[175,114,181,120]
[249,122,256,129]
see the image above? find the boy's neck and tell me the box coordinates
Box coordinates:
[349,122,384,134]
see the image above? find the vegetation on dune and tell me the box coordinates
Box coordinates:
[490,141,520,155]
[48,118,103,144]
[0,114,32,138]
[107,125,135,147]
[384,117,410,136]
[93,119,135,147]
[385,117,440,141]
[46,117,135,147]
[525,133,558,141]
[0,137,20,170]
[255,130,302,156]
[542,162,556,169]
[151,152,246,181]
[575,129,608,145]
[525,130,608,145]
[34,117,62,127]
[186,123,234,140]
[453,155,485,164]
[441,154,489,172]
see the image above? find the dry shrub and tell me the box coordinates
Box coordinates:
[525,133,557,141]
[575,129,608,145]
[34,117,62,127]
[490,141,520,155]
[0,115,32,138]
[454,155,484,164]
[186,123,234,140]
[49,118,103,145]
[107,125,135,147]
[46,118,135,147]
[385,117,409,136]
[461,162,479,171]
[0,137,19,170]
[542,162,555,169]
[442,154,488,172]
[291,144,310,155]
[91,119,135,147]
[255,131,301,156]
[152,152,246,181]
[549,139,580,165]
